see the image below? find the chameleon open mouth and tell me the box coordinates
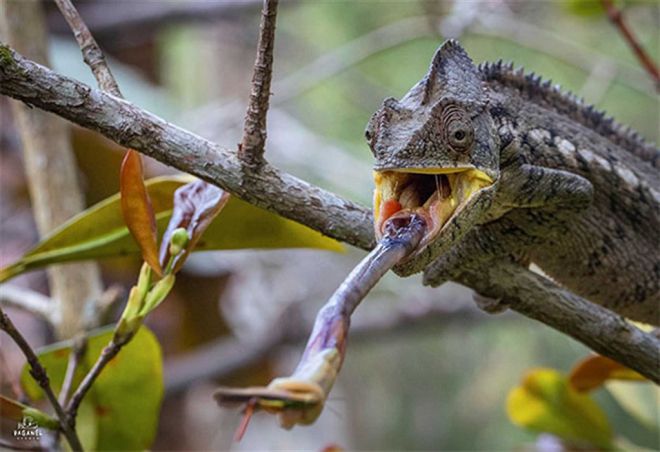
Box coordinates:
[373,168,493,251]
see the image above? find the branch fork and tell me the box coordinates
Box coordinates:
[238,0,279,166]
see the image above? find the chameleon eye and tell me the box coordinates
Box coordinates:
[447,123,473,150]
[442,104,474,151]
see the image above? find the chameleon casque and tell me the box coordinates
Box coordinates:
[367,39,659,326]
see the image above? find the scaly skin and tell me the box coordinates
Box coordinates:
[368,40,659,325]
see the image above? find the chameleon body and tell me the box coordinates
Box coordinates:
[367,40,659,325]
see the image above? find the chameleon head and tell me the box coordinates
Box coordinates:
[366,40,500,275]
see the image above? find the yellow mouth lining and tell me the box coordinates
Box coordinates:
[373,168,493,241]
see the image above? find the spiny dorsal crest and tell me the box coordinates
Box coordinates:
[422,39,482,105]
[479,60,658,167]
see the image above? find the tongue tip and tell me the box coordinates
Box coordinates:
[382,212,427,242]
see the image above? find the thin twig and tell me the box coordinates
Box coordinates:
[53,286,122,415]
[58,286,124,411]
[65,337,126,422]
[0,285,54,323]
[52,0,122,96]
[57,334,87,406]
[239,0,279,165]
[0,308,83,451]
[600,0,660,89]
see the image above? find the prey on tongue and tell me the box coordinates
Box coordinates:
[214,213,427,437]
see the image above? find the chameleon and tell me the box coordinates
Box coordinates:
[366,39,659,326]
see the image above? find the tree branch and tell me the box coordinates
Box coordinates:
[600,0,659,90]
[57,334,87,406]
[1,44,658,382]
[239,0,278,165]
[0,44,375,250]
[0,308,83,451]
[65,336,126,423]
[459,262,660,383]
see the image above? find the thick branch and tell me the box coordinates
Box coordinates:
[459,262,660,383]
[1,44,658,382]
[0,308,83,451]
[239,0,278,164]
[0,44,375,250]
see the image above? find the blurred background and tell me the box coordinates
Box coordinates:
[1,0,658,450]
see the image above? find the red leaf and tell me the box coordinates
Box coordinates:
[159,180,230,273]
[120,150,162,275]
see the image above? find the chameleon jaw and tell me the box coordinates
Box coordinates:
[373,167,493,253]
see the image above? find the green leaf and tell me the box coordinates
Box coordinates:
[139,274,176,316]
[0,176,343,282]
[506,368,613,449]
[21,326,163,450]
